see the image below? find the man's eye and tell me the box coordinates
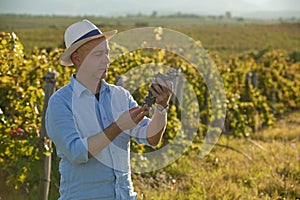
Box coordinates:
[97,51,107,55]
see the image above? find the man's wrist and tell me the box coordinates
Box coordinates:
[156,104,169,115]
[104,122,123,141]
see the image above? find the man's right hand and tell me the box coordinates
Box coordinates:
[115,106,150,131]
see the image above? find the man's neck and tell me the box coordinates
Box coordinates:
[95,80,103,101]
[96,79,102,92]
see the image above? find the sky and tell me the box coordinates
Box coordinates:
[242,0,269,5]
[0,0,299,18]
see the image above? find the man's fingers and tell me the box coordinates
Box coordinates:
[136,111,148,123]
[156,77,167,88]
[150,82,172,98]
[136,106,150,122]
[129,106,149,123]
[155,78,173,93]
[129,107,139,113]
[130,106,143,116]
[165,80,173,91]
[150,85,160,97]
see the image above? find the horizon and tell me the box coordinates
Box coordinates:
[0,0,299,19]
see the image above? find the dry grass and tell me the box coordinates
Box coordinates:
[1,112,299,199]
[133,110,300,200]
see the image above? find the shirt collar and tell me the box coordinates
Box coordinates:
[99,79,110,94]
[71,74,110,98]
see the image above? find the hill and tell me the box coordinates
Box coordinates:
[0,14,299,57]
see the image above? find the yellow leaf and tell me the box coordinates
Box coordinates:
[1,39,7,45]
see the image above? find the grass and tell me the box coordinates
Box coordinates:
[132,110,300,199]
[1,111,299,200]
[1,15,299,58]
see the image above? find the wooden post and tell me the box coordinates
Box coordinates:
[251,71,258,88]
[38,72,57,200]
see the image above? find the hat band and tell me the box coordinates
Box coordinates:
[71,29,102,45]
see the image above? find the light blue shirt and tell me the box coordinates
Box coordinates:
[46,75,151,200]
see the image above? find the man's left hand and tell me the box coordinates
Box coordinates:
[149,77,173,107]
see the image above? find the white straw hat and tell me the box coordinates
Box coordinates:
[59,19,117,66]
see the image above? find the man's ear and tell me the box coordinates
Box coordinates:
[71,51,80,66]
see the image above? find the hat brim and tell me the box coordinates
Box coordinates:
[59,30,117,66]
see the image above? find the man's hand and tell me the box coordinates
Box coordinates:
[149,78,173,107]
[115,106,150,131]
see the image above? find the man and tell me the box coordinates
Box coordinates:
[46,19,172,199]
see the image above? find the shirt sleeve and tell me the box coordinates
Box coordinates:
[46,94,89,165]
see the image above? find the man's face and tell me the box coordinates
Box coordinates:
[75,37,110,94]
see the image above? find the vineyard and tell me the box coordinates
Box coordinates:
[0,19,300,199]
